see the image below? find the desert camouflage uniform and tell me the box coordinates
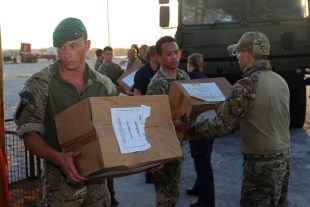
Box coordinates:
[147,67,190,207]
[97,62,124,85]
[187,60,290,207]
[14,60,117,207]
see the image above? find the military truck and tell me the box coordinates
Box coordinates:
[2,50,17,63]
[159,0,310,127]
[20,43,38,63]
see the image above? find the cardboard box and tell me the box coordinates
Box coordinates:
[168,77,232,140]
[55,95,182,178]
[117,60,143,95]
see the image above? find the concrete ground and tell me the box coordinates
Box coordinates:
[114,95,310,207]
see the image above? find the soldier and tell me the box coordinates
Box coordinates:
[126,47,141,70]
[176,31,291,207]
[138,44,149,64]
[97,46,124,85]
[94,48,104,71]
[146,36,190,207]
[96,46,122,206]
[14,17,118,207]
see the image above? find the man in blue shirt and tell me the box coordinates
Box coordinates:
[133,45,159,96]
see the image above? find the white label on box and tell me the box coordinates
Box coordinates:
[111,105,151,154]
[122,70,137,87]
[181,82,226,103]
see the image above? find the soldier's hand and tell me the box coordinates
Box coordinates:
[148,164,164,174]
[57,151,86,183]
[173,114,188,131]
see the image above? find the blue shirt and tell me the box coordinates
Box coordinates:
[188,68,207,80]
[187,68,212,156]
[133,63,158,95]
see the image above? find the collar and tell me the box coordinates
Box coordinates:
[158,67,187,80]
[243,60,272,76]
[158,67,175,80]
[53,59,94,87]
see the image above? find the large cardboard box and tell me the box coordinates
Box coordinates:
[168,77,232,140]
[117,60,143,95]
[55,95,182,178]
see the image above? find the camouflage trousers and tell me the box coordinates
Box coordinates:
[241,150,290,207]
[39,163,111,207]
[153,158,182,207]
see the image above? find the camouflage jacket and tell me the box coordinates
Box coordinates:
[187,60,290,154]
[146,67,190,95]
[14,60,118,151]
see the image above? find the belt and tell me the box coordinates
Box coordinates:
[243,149,290,161]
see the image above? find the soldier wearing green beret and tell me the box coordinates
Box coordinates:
[14,17,117,207]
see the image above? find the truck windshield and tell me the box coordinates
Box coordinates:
[181,0,309,25]
[182,0,241,25]
[246,0,309,21]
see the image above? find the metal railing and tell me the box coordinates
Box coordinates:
[5,119,41,207]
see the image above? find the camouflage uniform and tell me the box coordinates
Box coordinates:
[94,59,103,71]
[138,54,148,64]
[40,163,111,207]
[97,62,124,85]
[14,60,117,207]
[126,58,141,71]
[147,67,190,207]
[188,32,290,207]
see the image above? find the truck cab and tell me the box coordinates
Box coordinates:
[160,0,310,127]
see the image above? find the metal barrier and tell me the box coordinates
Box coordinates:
[5,119,41,207]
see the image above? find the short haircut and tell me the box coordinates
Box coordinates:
[155,36,177,55]
[146,46,156,61]
[95,49,103,57]
[131,44,139,54]
[103,46,113,53]
[188,53,204,71]
[140,44,148,50]
[128,47,137,54]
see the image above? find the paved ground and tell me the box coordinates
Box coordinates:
[114,129,310,207]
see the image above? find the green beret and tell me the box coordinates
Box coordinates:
[53,17,87,47]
